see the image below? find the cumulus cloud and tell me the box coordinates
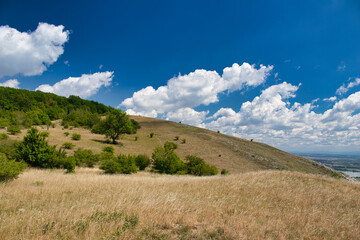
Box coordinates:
[0,79,20,88]
[120,63,273,117]
[0,23,69,78]
[323,96,337,101]
[336,78,360,95]
[166,108,209,127]
[205,83,360,151]
[36,71,114,98]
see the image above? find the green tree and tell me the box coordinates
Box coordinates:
[92,110,139,144]
[152,143,185,174]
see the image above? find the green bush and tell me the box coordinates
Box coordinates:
[102,146,114,154]
[100,154,138,174]
[0,153,27,182]
[7,125,21,135]
[164,141,177,151]
[62,142,75,149]
[152,143,185,174]
[17,128,63,168]
[174,136,179,141]
[221,169,229,175]
[64,132,70,136]
[181,138,186,144]
[149,132,154,138]
[62,156,76,174]
[135,154,150,170]
[135,136,139,141]
[0,133,9,140]
[40,131,49,138]
[73,148,98,167]
[71,133,81,141]
[185,155,218,176]
[0,139,18,160]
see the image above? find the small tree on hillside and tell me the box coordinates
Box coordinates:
[92,110,140,144]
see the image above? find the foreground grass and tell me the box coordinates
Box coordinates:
[1,169,359,240]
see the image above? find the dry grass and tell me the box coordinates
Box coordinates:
[0,116,337,177]
[1,169,359,239]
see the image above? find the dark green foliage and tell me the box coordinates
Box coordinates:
[0,133,9,140]
[135,154,151,170]
[100,154,138,174]
[73,148,98,167]
[152,143,185,174]
[174,136,179,141]
[0,153,27,182]
[17,128,63,168]
[64,131,70,136]
[149,132,154,138]
[71,133,81,141]
[92,109,140,144]
[164,141,177,151]
[62,142,75,149]
[221,169,229,175]
[7,125,21,135]
[0,139,18,160]
[181,138,186,144]
[102,146,114,154]
[185,155,218,176]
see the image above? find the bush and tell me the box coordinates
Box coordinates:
[221,169,229,175]
[164,141,177,151]
[0,133,9,140]
[72,133,81,141]
[181,138,186,144]
[100,154,138,174]
[17,128,63,168]
[185,155,218,176]
[174,136,179,141]
[102,146,114,154]
[135,154,150,170]
[0,153,27,182]
[62,142,75,149]
[73,148,98,167]
[135,136,139,141]
[152,144,185,174]
[64,132,70,136]
[7,125,21,135]
[40,131,49,138]
[149,132,154,138]
[62,156,76,174]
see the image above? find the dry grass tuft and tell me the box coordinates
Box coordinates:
[1,169,359,239]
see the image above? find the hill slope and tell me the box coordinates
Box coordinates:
[3,115,341,177]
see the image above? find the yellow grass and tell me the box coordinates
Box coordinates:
[1,169,359,239]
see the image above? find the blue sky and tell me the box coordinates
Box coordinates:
[0,0,359,153]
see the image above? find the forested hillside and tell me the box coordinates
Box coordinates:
[0,87,114,129]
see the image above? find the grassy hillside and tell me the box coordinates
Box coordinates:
[1,169,359,239]
[2,116,342,177]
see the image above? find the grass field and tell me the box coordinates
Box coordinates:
[0,169,359,239]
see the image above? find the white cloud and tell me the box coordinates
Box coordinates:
[0,79,19,88]
[336,78,360,95]
[0,23,69,78]
[64,60,70,66]
[36,71,114,98]
[119,62,273,117]
[337,63,346,71]
[166,108,208,127]
[323,96,337,101]
[99,64,103,69]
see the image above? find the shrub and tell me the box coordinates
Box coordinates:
[62,142,75,149]
[73,148,98,167]
[100,154,138,174]
[221,169,229,175]
[40,131,49,138]
[152,144,185,174]
[135,154,150,170]
[0,153,27,182]
[7,125,21,135]
[185,155,218,176]
[17,128,62,168]
[64,132,70,136]
[149,132,154,138]
[174,136,179,141]
[72,133,81,141]
[164,141,177,151]
[62,156,76,174]
[102,146,114,154]
[181,138,186,144]
[0,133,9,140]
[135,136,139,141]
